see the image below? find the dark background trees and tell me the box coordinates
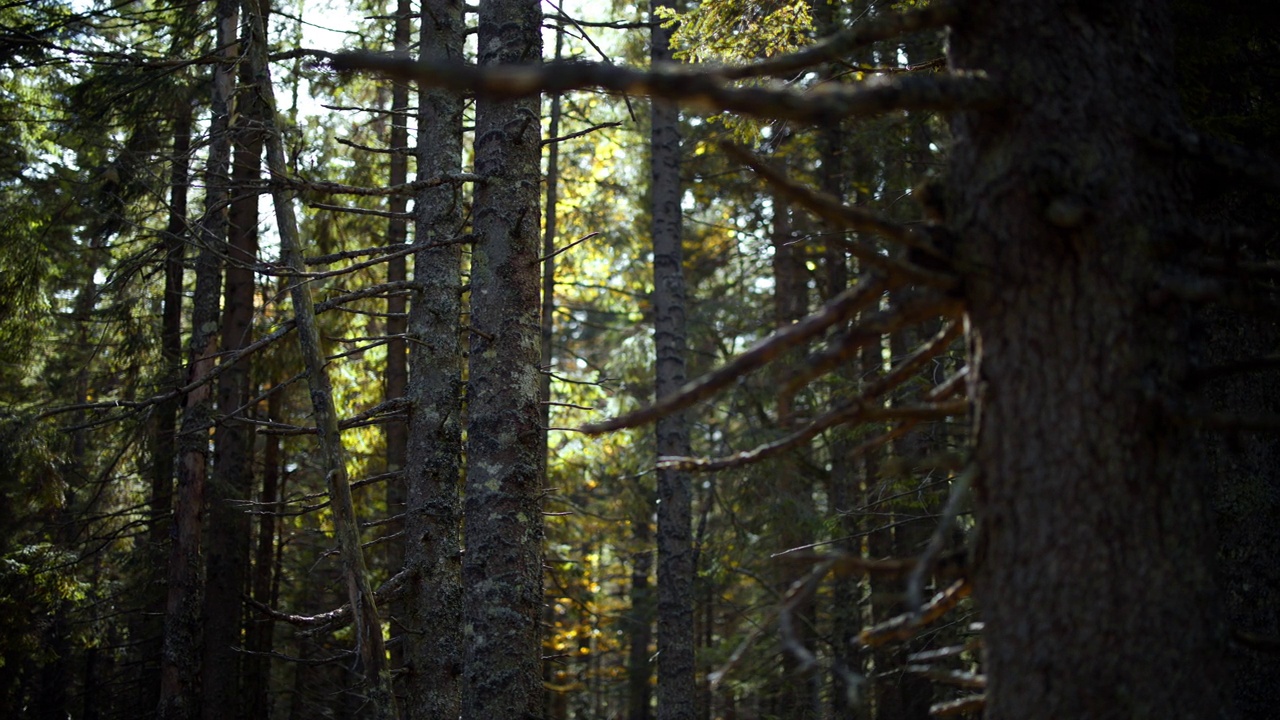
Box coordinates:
[2,0,1278,719]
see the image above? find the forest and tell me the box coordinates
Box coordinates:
[1,0,1278,718]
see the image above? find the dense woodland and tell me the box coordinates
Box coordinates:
[1,0,1278,718]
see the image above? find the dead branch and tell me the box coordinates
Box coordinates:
[329,52,997,125]
[906,465,976,614]
[724,143,954,287]
[858,578,971,648]
[660,399,966,472]
[905,666,986,689]
[34,281,417,423]
[781,311,963,415]
[581,275,889,433]
[929,695,986,717]
[264,171,481,198]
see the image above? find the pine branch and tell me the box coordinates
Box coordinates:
[711,2,960,81]
[329,52,997,124]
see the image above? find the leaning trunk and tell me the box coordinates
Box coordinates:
[242,0,396,715]
[948,2,1230,717]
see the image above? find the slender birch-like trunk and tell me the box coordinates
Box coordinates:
[242,1,396,715]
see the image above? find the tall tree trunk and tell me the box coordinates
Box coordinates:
[540,24,565,720]
[383,0,411,691]
[768,196,820,719]
[202,32,265,718]
[462,0,543,714]
[948,2,1231,717]
[402,0,465,716]
[242,0,397,715]
[158,0,236,714]
[245,389,282,719]
[139,99,192,720]
[650,2,695,718]
[626,518,654,720]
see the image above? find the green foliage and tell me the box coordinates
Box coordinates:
[658,0,814,65]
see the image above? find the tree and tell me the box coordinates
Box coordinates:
[403,0,467,715]
[159,1,237,714]
[462,0,545,716]
[649,2,697,719]
[333,0,1278,716]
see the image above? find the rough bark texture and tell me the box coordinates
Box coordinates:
[768,197,820,720]
[243,0,397,715]
[650,3,695,719]
[626,519,654,720]
[948,2,1231,717]
[244,390,281,718]
[462,0,544,715]
[138,100,190,720]
[384,0,410,692]
[202,40,265,718]
[402,0,465,715]
[157,2,235,714]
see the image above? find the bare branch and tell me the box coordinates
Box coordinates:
[930,695,987,717]
[329,53,997,125]
[858,578,971,648]
[661,399,966,472]
[266,171,481,198]
[580,274,890,433]
[780,305,963,414]
[723,142,954,287]
[905,667,986,689]
[906,465,976,614]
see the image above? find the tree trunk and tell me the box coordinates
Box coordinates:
[540,24,565,720]
[158,1,236,714]
[384,0,411,692]
[402,0,465,716]
[139,98,191,720]
[626,517,654,720]
[651,2,696,718]
[462,0,544,716]
[948,2,1231,717]
[245,389,282,719]
[202,33,265,717]
[242,0,397,715]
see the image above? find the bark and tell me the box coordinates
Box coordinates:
[245,390,281,718]
[462,0,544,716]
[651,3,696,718]
[242,0,397,715]
[402,0,465,716]
[626,519,654,720]
[540,25,564,720]
[768,197,819,720]
[158,1,236,715]
[139,99,191,720]
[384,0,410,688]
[948,2,1231,717]
[202,36,266,717]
